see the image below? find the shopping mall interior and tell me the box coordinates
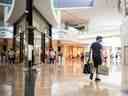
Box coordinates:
[0,0,128,96]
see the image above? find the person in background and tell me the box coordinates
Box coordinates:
[8,49,15,64]
[104,56,108,64]
[89,36,103,81]
[45,49,49,64]
[80,53,85,64]
[58,51,63,65]
[49,48,56,64]
[1,49,5,64]
[53,50,57,64]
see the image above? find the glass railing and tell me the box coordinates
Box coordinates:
[0,0,12,4]
[0,26,13,38]
[118,0,128,15]
[0,26,13,32]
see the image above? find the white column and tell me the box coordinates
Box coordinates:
[4,6,8,24]
[120,16,128,90]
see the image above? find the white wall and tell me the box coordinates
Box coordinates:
[88,15,123,33]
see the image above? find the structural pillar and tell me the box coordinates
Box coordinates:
[41,33,45,63]
[48,24,52,49]
[25,0,35,96]
[120,16,128,91]
[13,23,16,50]
[19,32,24,63]
[26,0,34,67]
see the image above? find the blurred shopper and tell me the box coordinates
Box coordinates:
[8,49,15,64]
[46,49,49,64]
[89,36,103,81]
[58,51,63,65]
[49,48,56,64]
[104,56,107,64]
[1,50,6,63]
[80,53,84,64]
[54,51,57,64]
[115,52,119,64]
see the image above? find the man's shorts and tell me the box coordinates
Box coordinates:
[92,56,102,68]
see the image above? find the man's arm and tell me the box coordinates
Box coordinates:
[88,45,92,62]
[100,45,104,62]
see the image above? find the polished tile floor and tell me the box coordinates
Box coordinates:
[0,59,127,96]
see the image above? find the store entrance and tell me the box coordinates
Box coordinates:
[63,45,85,64]
[34,31,42,65]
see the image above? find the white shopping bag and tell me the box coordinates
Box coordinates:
[98,65,109,76]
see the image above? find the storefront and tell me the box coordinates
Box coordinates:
[63,45,84,60]
[53,40,87,63]
[14,8,51,64]
[0,38,13,50]
[5,0,58,66]
[0,27,13,51]
[33,9,50,64]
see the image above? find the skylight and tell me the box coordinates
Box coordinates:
[54,0,95,9]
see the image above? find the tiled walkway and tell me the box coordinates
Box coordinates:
[0,60,126,96]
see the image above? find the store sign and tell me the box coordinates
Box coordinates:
[53,31,65,39]
[54,0,95,8]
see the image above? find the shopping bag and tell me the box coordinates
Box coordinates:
[83,47,93,74]
[98,65,109,76]
[83,62,93,74]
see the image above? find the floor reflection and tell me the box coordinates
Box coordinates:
[0,60,125,96]
[24,69,37,96]
[0,65,15,96]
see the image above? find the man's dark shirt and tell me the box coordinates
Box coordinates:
[91,42,103,58]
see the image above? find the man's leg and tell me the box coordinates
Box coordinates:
[1,56,3,63]
[90,65,95,80]
[52,58,54,64]
[90,72,94,80]
[13,58,15,64]
[95,66,101,81]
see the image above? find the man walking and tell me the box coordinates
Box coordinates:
[89,36,103,81]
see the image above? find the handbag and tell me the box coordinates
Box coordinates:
[83,62,93,74]
[98,65,109,76]
[83,48,93,74]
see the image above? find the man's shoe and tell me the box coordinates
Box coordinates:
[90,73,93,80]
[95,78,101,81]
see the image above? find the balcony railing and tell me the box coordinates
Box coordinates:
[118,0,128,16]
[125,0,128,15]
[0,26,13,38]
[0,0,12,4]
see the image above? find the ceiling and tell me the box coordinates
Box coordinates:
[6,0,57,26]
[58,0,122,29]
